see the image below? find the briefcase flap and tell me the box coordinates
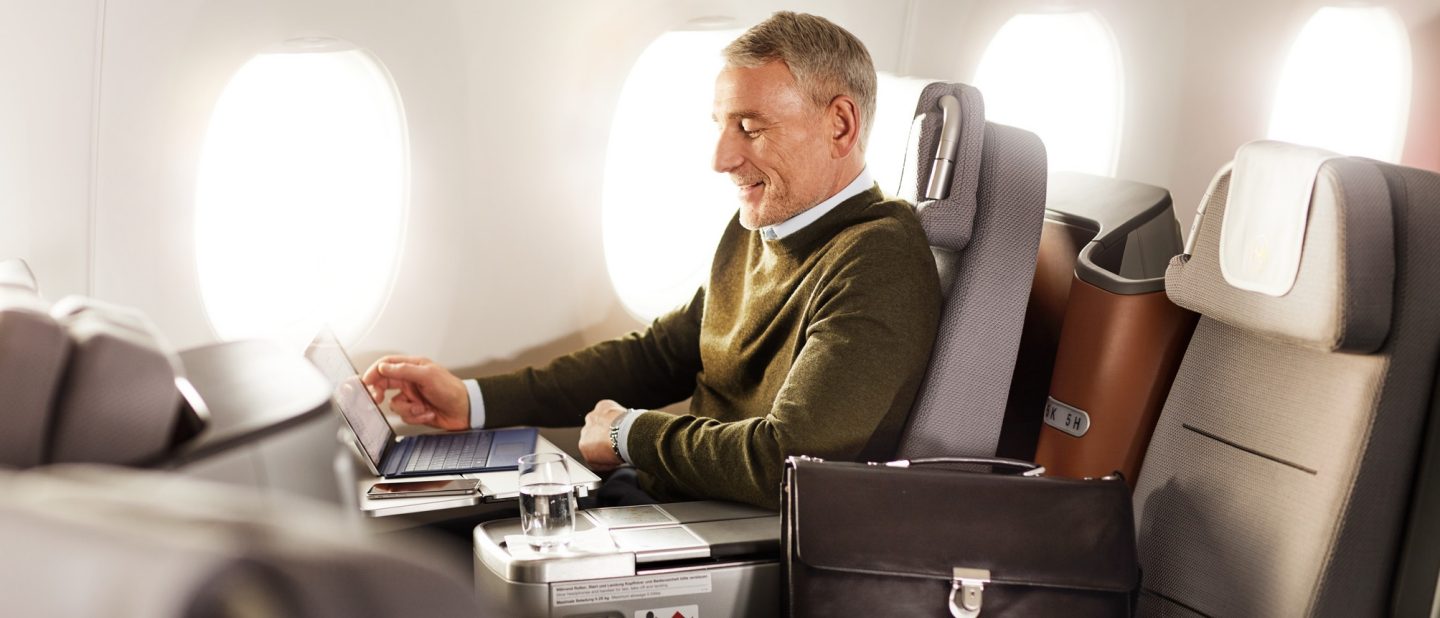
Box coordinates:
[789,459,1137,593]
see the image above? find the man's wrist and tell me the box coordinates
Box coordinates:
[608,409,630,462]
[613,409,646,465]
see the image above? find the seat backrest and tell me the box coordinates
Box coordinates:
[1132,141,1440,616]
[0,259,69,468]
[0,465,477,617]
[892,82,1048,459]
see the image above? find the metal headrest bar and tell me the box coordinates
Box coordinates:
[924,94,963,201]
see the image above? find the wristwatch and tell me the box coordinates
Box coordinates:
[608,409,633,462]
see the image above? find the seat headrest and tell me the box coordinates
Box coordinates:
[0,288,69,468]
[1219,141,1340,295]
[46,296,183,465]
[1167,141,1395,353]
[903,82,985,251]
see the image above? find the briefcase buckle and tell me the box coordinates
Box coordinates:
[949,567,990,618]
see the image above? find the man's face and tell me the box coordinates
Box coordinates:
[712,61,836,230]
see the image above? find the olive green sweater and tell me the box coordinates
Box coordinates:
[477,185,941,508]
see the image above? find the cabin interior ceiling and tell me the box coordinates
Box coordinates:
[2,0,1437,500]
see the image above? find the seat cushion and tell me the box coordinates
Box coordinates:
[0,289,68,467]
[47,297,181,465]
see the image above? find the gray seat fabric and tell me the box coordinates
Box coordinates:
[47,297,183,465]
[0,465,477,617]
[0,261,69,468]
[893,82,1048,459]
[1,263,182,468]
[1132,144,1440,616]
[0,263,330,470]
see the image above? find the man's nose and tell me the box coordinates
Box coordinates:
[712,132,741,174]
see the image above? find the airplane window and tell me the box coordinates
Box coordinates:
[195,39,407,346]
[1267,7,1410,161]
[974,12,1124,176]
[602,29,740,321]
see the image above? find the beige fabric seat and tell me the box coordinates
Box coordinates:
[1131,141,1440,615]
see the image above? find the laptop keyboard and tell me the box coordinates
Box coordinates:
[404,432,494,473]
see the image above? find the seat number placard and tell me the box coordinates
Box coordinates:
[1043,397,1091,438]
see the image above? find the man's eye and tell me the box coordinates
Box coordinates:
[738,121,762,138]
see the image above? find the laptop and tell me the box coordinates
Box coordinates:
[305,328,538,478]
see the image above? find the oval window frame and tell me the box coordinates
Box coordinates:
[193,38,411,347]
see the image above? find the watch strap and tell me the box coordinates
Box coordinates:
[608,409,631,461]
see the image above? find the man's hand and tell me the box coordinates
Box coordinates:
[360,355,470,431]
[579,400,628,472]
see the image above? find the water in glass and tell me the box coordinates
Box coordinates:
[517,452,574,550]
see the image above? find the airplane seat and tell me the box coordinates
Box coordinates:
[891,82,1048,459]
[0,464,477,616]
[0,257,332,471]
[0,258,70,468]
[45,296,184,465]
[1131,141,1440,616]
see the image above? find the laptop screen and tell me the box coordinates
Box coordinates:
[304,328,394,470]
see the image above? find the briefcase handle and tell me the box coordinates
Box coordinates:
[878,456,1046,477]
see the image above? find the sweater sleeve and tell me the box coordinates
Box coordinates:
[474,287,705,428]
[626,235,942,508]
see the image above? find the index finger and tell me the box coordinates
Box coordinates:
[360,355,427,387]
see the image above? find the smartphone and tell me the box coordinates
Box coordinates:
[366,479,480,500]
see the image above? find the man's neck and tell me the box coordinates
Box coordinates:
[760,164,873,242]
[822,159,867,202]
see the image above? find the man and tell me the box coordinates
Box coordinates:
[362,11,941,509]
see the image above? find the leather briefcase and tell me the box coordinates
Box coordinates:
[781,456,1138,617]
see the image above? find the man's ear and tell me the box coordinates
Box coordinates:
[827,95,862,159]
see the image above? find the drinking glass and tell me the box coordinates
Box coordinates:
[517,452,575,550]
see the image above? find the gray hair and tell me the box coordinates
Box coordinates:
[724,11,878,148]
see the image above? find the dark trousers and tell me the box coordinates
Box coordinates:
[579,467,658,509]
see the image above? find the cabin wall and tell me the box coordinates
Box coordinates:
[0,1,100,300]
[905,0,1440,224]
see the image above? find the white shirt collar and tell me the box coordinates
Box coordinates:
[760,167,874,241]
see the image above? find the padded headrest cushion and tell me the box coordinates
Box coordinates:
[1166,143,1395,353]
[1219,141,1339,295]
[905,82,985,251]
[0,289,69,467]
[47,296,182,465]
